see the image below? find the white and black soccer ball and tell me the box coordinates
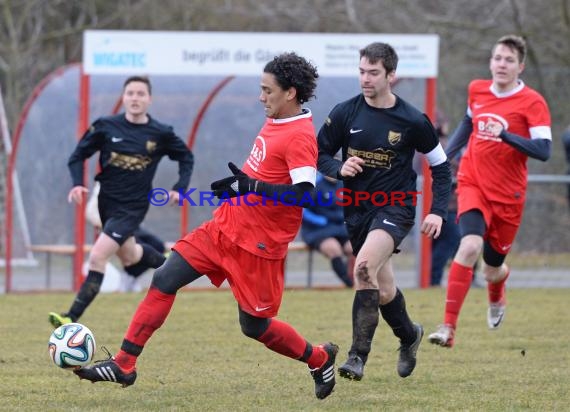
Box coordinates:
[48,323,96,368]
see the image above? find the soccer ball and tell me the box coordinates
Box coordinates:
[48,323,96,368]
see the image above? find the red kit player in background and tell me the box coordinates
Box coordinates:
[428,34,552,348]
[74,52,340,400]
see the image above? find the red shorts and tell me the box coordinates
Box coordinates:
[173,220,285,318]
[457,183,524,255]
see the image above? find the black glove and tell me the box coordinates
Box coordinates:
[210,162,258,198]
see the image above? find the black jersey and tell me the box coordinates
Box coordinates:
[68,114,194,204]
[318,94,442,219]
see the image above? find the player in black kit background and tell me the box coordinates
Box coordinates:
[317,42,451,382]
[49,76,194,328]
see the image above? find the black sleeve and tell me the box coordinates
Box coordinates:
[255,181,315,208]
[445,115,472,159]
[317,105,345,179]
[67,121,105,187]
[166,131,195,191]
[500,130,551,161]
[413,114,441,154]
[429,160,452,220]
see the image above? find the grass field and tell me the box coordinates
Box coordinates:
[1,287,569,411]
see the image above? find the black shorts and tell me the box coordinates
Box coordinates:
[345,206,415,255]
[98,195,149,246]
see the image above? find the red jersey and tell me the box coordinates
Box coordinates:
[214,110,317,259]
[458,79,551,204]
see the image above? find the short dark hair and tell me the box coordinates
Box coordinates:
[359,42,399,74]
[263,52,319,104]
[123,76,152,95]
[493,35,527,64]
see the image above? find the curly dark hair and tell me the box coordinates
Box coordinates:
[263,52,319,104]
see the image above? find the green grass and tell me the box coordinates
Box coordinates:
[1,288,569,411]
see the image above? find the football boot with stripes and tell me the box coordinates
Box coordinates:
[74,358,137,387]
[310,342,339,399]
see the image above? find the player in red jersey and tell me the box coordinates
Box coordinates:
[74,53,340,400]
[428,35,552,348]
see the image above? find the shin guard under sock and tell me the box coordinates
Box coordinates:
[444,261,474,328]
[349,289,379,363]
[379,288,416,345]
[257,318,311,362]
[118,286,176,369]
[68,270,104,321]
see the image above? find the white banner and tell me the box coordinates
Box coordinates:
[83,31,438,78]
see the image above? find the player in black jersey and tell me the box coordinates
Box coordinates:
[317,42,451,381]
[49,76,194,328]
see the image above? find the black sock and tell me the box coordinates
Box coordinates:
[349,289,379,363]
[124,243,166,279]
[332,257,353,287]
[121,339,144,357]
[67,270,104,321]
[139,243,166,268]
[379,288,416,345]
[124,261,150,279]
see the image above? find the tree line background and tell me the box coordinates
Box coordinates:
[1,0,569,252]
[2,0,569,166]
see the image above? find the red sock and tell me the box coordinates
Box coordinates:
[444,261,474,328]
[257,319,324,367]
[115,287,176,370]
[114,350,137,373]
[307,345,327,370]
[488,268,509,304]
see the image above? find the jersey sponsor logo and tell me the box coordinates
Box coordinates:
[388,130,401,145]
[347,147,396,170]
[349,128,363,134]
[255,305,271,312]
[382,218,397,227]
[111,136,123,143]
[475,113,508,142]
[109,151,152,171]
[146,140,157,153]
[246,136,267,172]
